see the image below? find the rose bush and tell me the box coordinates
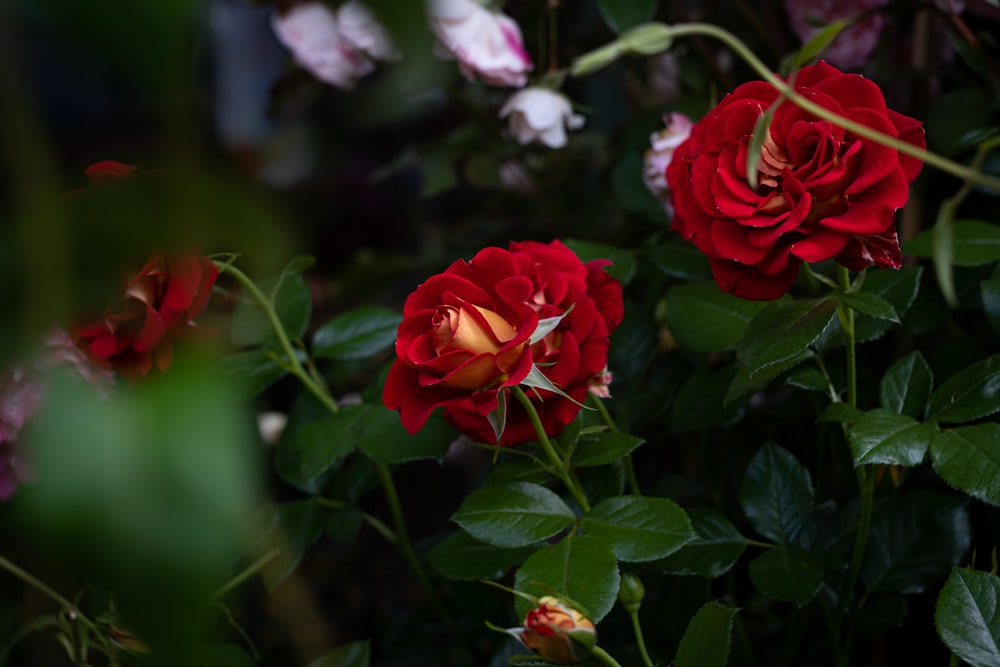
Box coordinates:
[383,240,622,445]
[499,87,585,148]
[71,251,218,381]
[666,60,925,300]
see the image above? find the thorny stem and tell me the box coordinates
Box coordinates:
[216,260,450,622]
[513,387,591,513]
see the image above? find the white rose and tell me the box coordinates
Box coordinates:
[427,0,533,87]
[498,88,584,149]
[272,2,375,90]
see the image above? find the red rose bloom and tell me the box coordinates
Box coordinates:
[71,251,218,380]
[666,61,925,300]
[383,240,622,446]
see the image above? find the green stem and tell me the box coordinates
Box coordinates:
[610,22,1000,192]
[836,267,857,409]
[374,462,453,624]
[214,262,339,416]
[627,608,656,667]
[589,394,639,494]
[513,387,591,513]
[745,538,775,549]
[591,645,626,667]
[212,548,282,600]
[313,497,399,546]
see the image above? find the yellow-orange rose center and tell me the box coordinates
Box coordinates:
[432,303,516,355]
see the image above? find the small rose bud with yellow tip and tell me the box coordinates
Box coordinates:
[513,596,596,664]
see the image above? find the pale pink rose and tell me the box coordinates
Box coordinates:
[642,112,694,208]
[588,366,613,399]
[499,88,584,148]
[784,0,889,70]
[272,2,375,90]
[427,0,533,87]
[337,1,398,61]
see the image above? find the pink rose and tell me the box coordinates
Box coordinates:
[642,112,694,210]
[272,2,381,90]
[784,0,889,70]
[336,1,399,62]
[427,0,533,87]
[499,88,584,149]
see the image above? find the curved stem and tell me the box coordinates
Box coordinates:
[374,462,453,624]
[513,387,591,513]
[589,394,640,494]
[213,548,282,600]
[214,261,339,416]
[627,608,656,667]
[591,645,626,667]
[653,22,1000,192]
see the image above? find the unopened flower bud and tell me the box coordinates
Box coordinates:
[512,596,596,664]
[618,573,646,613]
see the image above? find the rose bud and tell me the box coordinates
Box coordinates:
[499,87,585,149]
[512,596,596,664]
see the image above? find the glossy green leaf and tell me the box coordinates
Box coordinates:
[580,496,696,562]
[312,307,402,361]
[928,355,1000,423]
[214,348,289,398]
[482,457,551,487]
[861,491,970,594]
[784,366,829,392]
[847,409,936,467]
[652,507,747,579]
[816,402,863,424]
[231,272,312,346]
[674,602,738,667]
[936,568,1000,667]
[749,546,823,604]
[737,297,838,374]
[904,219,1000,267]
[571,432,645,467]
[725,350,813,405]
[793,19,850,67]
[838,292,899,322]
[284,413,362,485]
[596,0,656,34]
[452,482,576,548]
[931,424,1000,506]
[649,239,712,281]
[672,367,746,432]
[357,406,455,464]
[514,535,619,623]
[426,530,536,581]
[880,351,933,418]
[739,442,814,546]
[817,267,922,347]
[307,640,371,667]
[563,239,636,284]
[667,282,771,353]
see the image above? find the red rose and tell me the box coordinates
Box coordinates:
[666,61,925,300]
[71,251,218,380]
[383,240,622,446]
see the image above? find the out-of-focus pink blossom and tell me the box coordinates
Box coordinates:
[337,1,399,61]
[499,88,584,148]
[588,366,613,399]
[643,112,694,212]
[934,0,964,12]
[272,2,376,89]
[427,0,533,87]
[784,0,889,70]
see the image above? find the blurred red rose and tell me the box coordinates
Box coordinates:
[666,61,925,300]
[383,240,622,446]
[71,251,218,381]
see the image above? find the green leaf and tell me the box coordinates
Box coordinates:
[816,402,863,424]
[231,272,312,347]
[784,366,829,392]
[284,414,362,485]
[357,406,455,464]
[838,292,899,322]
[936,568,1000,667]
[861,491,970,594]
[745,98,781,192]
[267,500,326,587]
[214,348,288,397]
[847,409,936,467]
[482,457,552,487]
[674,602,738,667]
[514,535,620,623]
[880,351,933,419]
[904,219,1000,267]
[725,350,813,405]
[793,19,851,67]
[667,282,771,353]
[816,267,922,347]
[652,507,747,579]
[596,0,656,34]
[563,239,636,285]
[325,505,363,543]
[580,496,696,562]
[739,442,814,546]
[672,367,746,432]
[928,355,1000,423]
[425,530,536,581]
[737,297,838,374]
[571,432,645,467]
[649,239,712,281]
[981,270,1000,336]
[452,482,576,548]
[312,307,401,361]
[306,640,371,667]
[530,305,575,345]
[931,424,1000,506]
[521,365,586,407]
[749,546,823,604]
